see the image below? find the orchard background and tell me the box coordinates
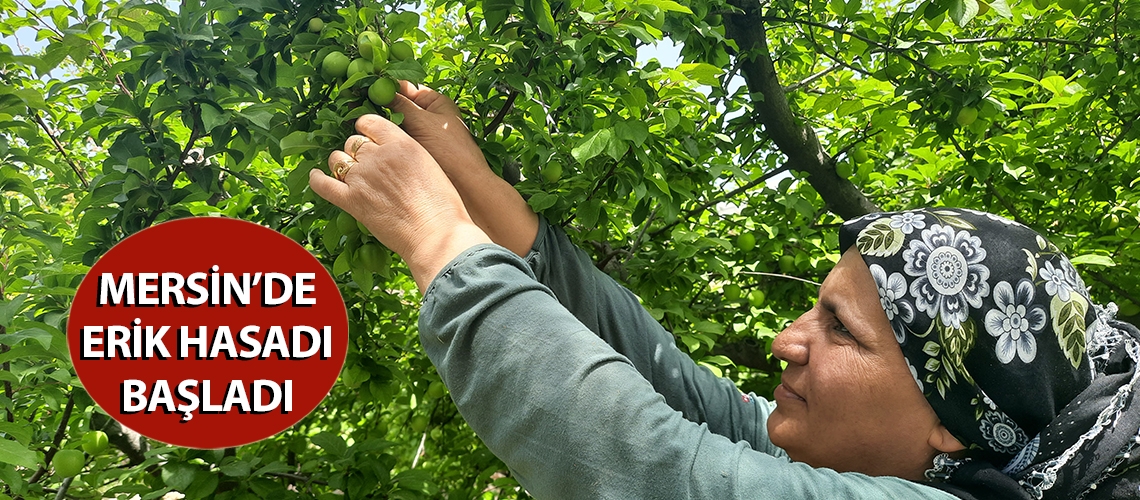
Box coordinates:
[1,0,1137,498]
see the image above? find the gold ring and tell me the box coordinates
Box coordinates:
[350,137,372,157]
[333,159,357,181]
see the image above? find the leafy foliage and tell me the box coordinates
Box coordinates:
[0,0,1136,497]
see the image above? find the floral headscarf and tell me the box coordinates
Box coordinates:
[839,208,1140,500]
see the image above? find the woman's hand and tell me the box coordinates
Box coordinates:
[385,81,539,256]
[386,81,488,177]
[309,114,492,292]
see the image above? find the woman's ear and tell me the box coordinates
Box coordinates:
[929,424,966,453]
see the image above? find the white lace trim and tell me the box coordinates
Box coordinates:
[1018,304,1140,499]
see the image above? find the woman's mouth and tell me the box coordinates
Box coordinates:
[775,383,806,403]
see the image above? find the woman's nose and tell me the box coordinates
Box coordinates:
[771,312,811,366]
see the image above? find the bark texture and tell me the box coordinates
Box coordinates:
[724,0,880,220]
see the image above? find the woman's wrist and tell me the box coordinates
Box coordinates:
[404,221,494,293]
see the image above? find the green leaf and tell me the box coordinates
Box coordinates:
[578,199,602,228]
[484,0,515,29]
[814,94,842,115]
[352,267,374,291]
[19,228,62,257]
[526,192,558,212]
[1039,75,1069,95]
[679,334,700,352]
[200,102,228,132]
[0,294,28,328]
[279,131,315,157]
[240,109,274,130]
[527,0,557,36]
[0,421,33,444]
[0,328,53,350]
[640,0,693,14]
[312,431,347,457]
[385,59,428,83]
[700,355,735,366]
[571,128,614,163]
[1069,254,1115,267]
[184,472,219,500]
[676,62,723,86]
[252,461,292,476]
[615,120,649,146]
[949,0,979,26]
[998,72,1039,85]
[692,321,725,335]
[988,0,1013,17]
[161,463,198,491]
[218,460,251,478]
[0,439,38,468]
[333,250,352,276]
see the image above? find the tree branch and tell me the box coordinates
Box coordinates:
[759,15,948,82]
[1,326,11,423]
[723,1,879,220]
[782,65,839,93]
[452,47,486,104]
[267,471,328,485]
[29,392,75,484]
[32,112,89,190]
[1087,271,1139,308]
[481,89,519,140]
[1093,113,1138,164]
[650,163,790,239]
[923,36,1108,48]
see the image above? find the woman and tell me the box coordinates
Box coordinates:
[309,84,1140,499]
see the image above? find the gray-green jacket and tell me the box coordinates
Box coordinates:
[418,217,955,499]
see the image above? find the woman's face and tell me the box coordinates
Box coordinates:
[767,247,960,479]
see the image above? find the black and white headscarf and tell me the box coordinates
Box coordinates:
[839,208,1140,500]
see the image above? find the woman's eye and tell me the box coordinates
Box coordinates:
[833,321,852,337]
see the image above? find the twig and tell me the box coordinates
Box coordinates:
[54,477,73,500]
[1087,271,1139,308]
[1112,0,1121,52]
[2,326,11,423]
[452,47,486,104]
[760,15,948,82]
[924,36,1107,48]
[738,271,822,287]
[267,471,328,485]
[650,164,790,238]
[946,135,1026,225]
[31,112,89,189]
[624,206,659,261]
[811,39,875,79]
[782,66,839,93]
[561,162,620,227]
[29,392,75,484]
[14,0,64,40]
[1093,113,1138,163]
[481,89,519,140]
[411,431,427,468]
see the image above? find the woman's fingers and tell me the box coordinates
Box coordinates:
[397,80,461,116]
[387,88,426,118]
[344,135,375,158]
[355,113,406,144]
[327,149,358,180]
[308,167,350,207]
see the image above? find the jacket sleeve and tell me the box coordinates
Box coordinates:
[418,244,956,500]
[521,216,779,453]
